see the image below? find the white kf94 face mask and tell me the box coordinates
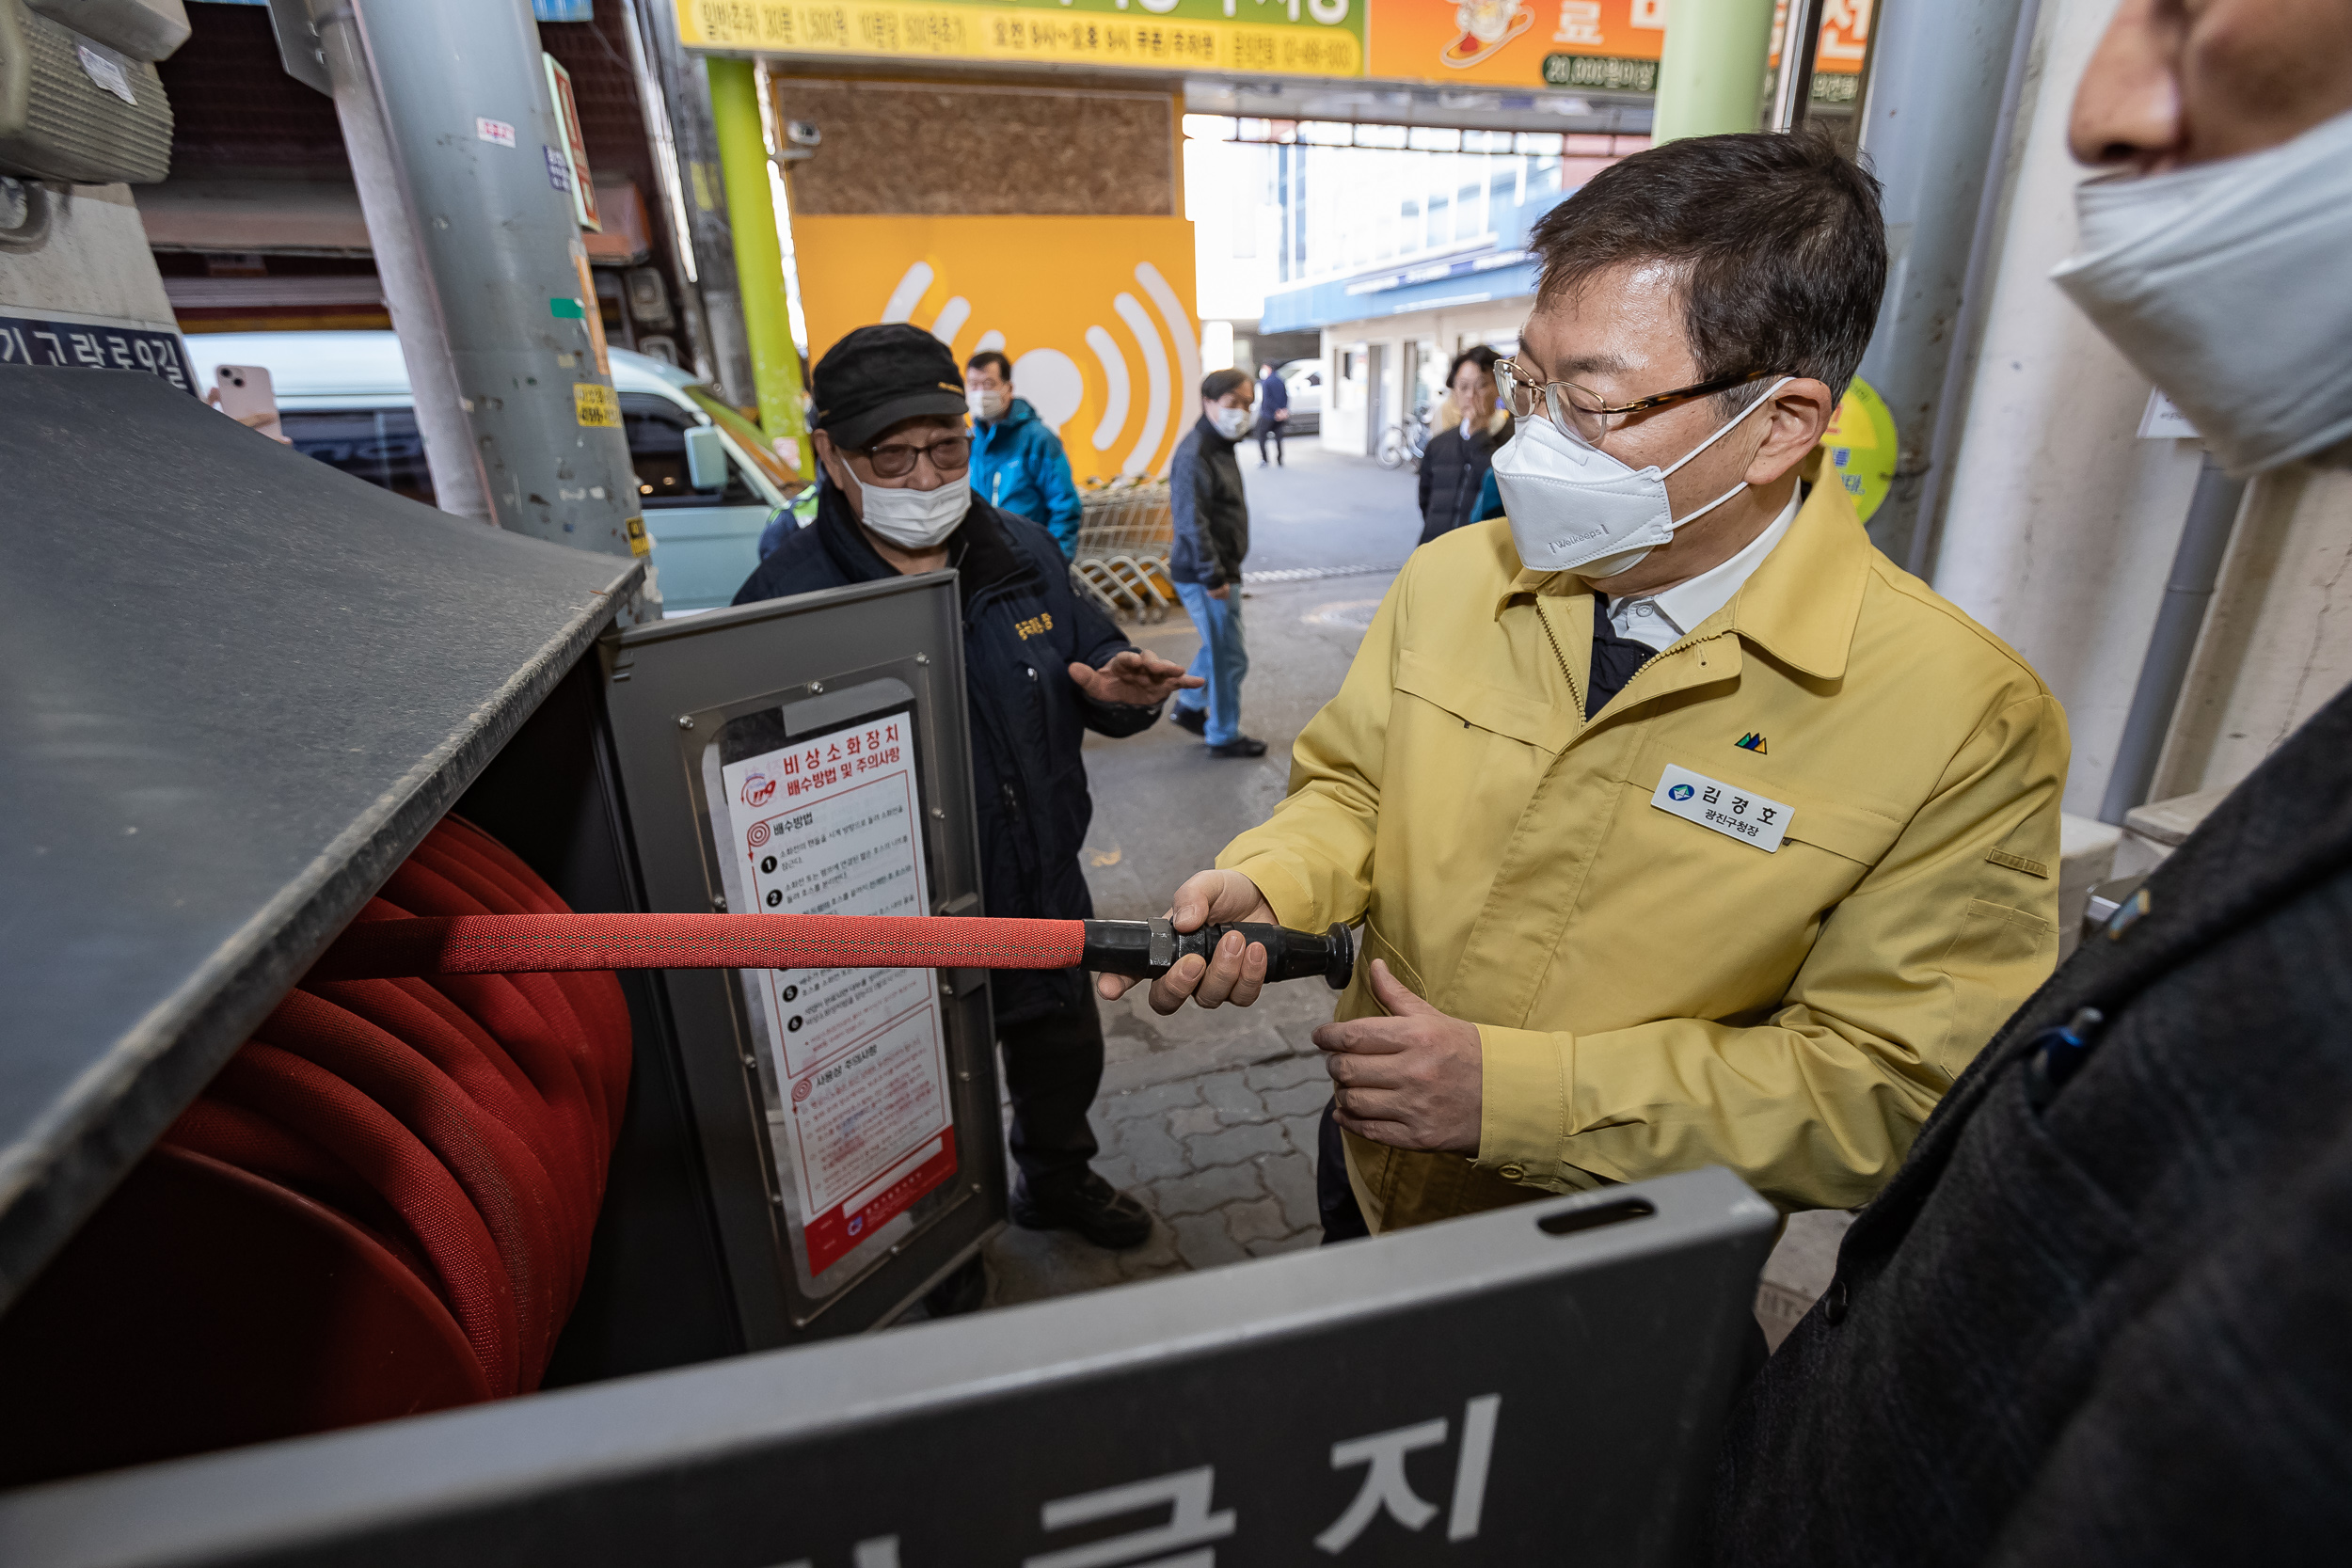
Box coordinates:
[1491,376,1792,577]
[840,463,970,550]
[2051,107,2352,477]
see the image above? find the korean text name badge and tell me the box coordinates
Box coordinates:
[1651,763,1790,853]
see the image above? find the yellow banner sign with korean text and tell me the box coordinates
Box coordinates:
[675,0,1363,77]
[793,214,1200,484]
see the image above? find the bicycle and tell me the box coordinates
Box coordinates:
[1375,405,1430,471]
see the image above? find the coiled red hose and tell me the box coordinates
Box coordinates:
[3,820,1128,1480]
[159,816,634,1402]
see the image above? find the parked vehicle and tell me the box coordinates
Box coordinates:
[1277,358,1323,436]
[183,331,795,613]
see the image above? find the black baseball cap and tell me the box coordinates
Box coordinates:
[812,324,968,450]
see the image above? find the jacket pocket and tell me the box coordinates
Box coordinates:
[1353,912,1429,1002]
[1937,897,2060,1074]
[1395,645,1575,753]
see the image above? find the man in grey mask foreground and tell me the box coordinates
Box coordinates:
[1713,2,2352,1560]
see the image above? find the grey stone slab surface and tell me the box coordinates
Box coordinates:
[1186,1119,1291,1168]
[1244,1054,1327,1092]
[1261,1148,1322,1234]
[1245,1228,1323,1259]
[1168,1212,1251,1271]
[1151,1162,1265,1218]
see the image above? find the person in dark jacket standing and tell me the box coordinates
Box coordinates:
[965,350,1085,560]
[1167,368,1266,758]
[1414,346,1507,545]
[735,325,1200,1262]
[1253,361,1290,467]
[1715,3,2352,1560]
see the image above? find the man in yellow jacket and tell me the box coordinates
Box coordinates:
[1104,130,2066,1234]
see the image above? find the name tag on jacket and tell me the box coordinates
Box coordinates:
[1651,764,1791,853]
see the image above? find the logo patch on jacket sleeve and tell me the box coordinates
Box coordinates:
[1652,764,1789,852]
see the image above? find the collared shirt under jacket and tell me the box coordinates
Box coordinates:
[1216,483,2069,1227]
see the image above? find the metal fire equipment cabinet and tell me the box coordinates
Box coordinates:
[0,366,1778,1565]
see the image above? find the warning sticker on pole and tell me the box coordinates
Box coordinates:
[719,709,955,1276]
[573,382,619,427]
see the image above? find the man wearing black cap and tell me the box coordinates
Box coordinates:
[735,325,1200,1265]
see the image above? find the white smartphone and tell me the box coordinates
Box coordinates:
[213,364,283,442]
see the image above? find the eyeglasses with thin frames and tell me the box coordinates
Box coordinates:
[1496,359,1775,447]
[857,434,972,480]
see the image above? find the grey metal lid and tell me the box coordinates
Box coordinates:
[0,366,640,1310]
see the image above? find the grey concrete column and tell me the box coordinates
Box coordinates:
[1851,0,2041,571]
[2099,454,2249,825]
[308,0,491,523]
[325,0,643,563]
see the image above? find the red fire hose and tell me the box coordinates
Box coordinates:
[0,816,1353,1485]
[312,910,1356,989]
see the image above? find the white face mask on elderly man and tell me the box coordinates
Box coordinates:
[1491,376,1792,578]
[838,460,970,550]
[2052,107,2352,477]
[967,388,1008,422]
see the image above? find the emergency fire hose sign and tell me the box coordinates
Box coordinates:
[721,706,958,1281]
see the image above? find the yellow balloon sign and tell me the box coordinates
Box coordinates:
[1820,375,1898,523]
[792,214,1200,487]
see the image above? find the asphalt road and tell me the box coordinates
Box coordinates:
[1075,441,1424,923]
[1230,438,1424,574]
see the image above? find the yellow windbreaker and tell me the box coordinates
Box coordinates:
[1218,483,2067,1228]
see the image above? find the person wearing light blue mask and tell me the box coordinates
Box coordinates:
[1716,3,2352,1560]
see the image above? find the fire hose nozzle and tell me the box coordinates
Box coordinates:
[1080,919,1356,990]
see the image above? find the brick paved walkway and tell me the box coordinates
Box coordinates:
[982,979,1342,1305]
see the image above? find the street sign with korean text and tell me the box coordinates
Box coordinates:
[0,1169,1775,1567]
[674,0,1364,78]
[0,311,196,393]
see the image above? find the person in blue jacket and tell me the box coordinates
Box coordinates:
[1470,463,1508,526]
[965,351,1085,560]
[736,325,1200,1280]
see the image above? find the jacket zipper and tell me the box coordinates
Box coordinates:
[1536,602,1589,721]
[1539,597,1696,727]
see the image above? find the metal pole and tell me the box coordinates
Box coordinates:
[326,0,645,567]
[616,0,716,382]
[1849,0,2040,570]
[306,0,493,523]
[2098,453,2249,825]
[1767,0,1827,134]
[1651,0,1777,145]
[632,0,757,407]
[706,56,808,453]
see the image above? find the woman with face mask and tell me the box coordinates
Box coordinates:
[1415,346,1510,546]
[733,325,1200,1281]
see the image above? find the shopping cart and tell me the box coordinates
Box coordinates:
[1071,481,1177,623]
